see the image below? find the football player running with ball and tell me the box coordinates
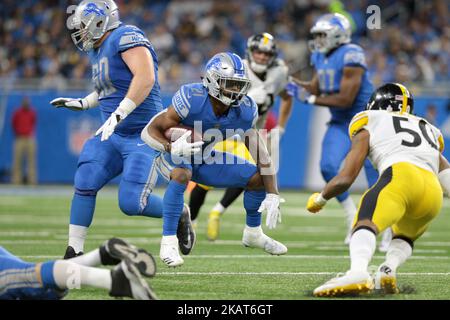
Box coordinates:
[307,83,449,296]
[50,1,194,259]
[142,52,287,267]
[188,33,293,241]
[287,13,393,248]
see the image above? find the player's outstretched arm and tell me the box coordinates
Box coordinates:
[307,129,370,213]
[275,90,293,135]
[245,127,284,229]
[50,91,99,111]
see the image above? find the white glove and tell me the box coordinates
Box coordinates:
[95,110,126,141]
[170,131,204,157]
[258,193,285,229]
[50,97,89,111]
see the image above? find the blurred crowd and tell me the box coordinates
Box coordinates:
[0,0,448,91]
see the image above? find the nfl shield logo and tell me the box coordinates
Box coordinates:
[68,116,100,155]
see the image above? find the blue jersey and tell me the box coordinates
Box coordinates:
[311,43,373,123]
[88,24,163,135]
[172,83,258,146]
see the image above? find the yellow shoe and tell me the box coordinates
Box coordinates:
[207,210,221,241]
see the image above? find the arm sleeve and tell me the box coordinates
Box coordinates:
[348,111,369,139]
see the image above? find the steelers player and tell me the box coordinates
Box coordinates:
[306,83,450,296]
[188,33,293,240]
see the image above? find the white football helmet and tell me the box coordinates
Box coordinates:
[202,52,251,106]
[309,13,351,53]
[70,0,121,51]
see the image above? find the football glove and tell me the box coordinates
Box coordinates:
[95,110,126,141]
[170,131,204,157]
[50,97,89,111]
[306,192,327,213]
[285,82,316,104]
[258,193,285,229]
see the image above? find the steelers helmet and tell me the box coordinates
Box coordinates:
[366,83,414,114]
[246,33,277,73]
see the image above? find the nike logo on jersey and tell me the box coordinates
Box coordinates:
[137,143,147,146]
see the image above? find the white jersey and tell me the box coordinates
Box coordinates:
[244,58,289,118]
[349,110,444,175]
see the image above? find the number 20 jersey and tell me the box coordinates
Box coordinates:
[349,110,444,175]
[87,24,163,135]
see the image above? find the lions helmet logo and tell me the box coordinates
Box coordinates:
[83,3,106,17]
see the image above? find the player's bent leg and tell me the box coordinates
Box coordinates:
[67,136,122,258]
[119,152,162,218]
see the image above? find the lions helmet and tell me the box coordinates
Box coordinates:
[309,13,351,53]
[202,52,251,106]
[366,83,414,114]
[70,0,121,51]
[246,33,278,73]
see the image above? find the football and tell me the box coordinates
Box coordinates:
[164,125,203,143]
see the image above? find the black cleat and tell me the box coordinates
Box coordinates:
[100,237,156,278]
[177,204,196,255]
[110,260,158,300]
[63,246,83,259]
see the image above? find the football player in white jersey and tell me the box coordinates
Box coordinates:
[306,83,450,296]
[188,33,293,241]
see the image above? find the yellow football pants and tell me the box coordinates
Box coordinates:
[354,162,443,241]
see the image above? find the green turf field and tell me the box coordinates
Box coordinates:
[0,186,449,300]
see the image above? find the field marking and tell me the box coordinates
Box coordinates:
[157,271,450,276]
[20,254,450,261]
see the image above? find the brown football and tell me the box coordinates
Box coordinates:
[164,125,203,143]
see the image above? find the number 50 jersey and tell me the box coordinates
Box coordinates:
[349,110,444,175]
[88,24,163,135]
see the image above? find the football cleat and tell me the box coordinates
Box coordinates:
[344,232,352,245]
[242,226,287,255]
[63,246,83,259]
[160,235,184,267]
[313,270,374,297]
[207,209,221,241]
[374,264,398,294]
[177,204,196,255]
[100,237,156,278]
[110,260,158,300]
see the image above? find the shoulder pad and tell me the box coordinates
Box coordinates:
[348,111,369,139]
[172,83,206,119]
[240,96,258,126]
[117,25,151,53]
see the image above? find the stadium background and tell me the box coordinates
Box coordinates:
[0,0,448,189]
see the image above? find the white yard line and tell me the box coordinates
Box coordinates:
[156,271,450,276]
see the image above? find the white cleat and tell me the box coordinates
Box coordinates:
[374,264,398,294]
[313,270,374,297]
[242,226,287,255]
[378,228,392,253]
[160,235,184,267]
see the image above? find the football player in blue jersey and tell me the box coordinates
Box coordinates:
[142,52,288,267]
[50,0,193,259]
[0,238,157,300]
[286,13,391,247]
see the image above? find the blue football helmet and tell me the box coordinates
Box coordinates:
[70,0,121,51]
[202,52,251,106]
[309,13,351,53]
